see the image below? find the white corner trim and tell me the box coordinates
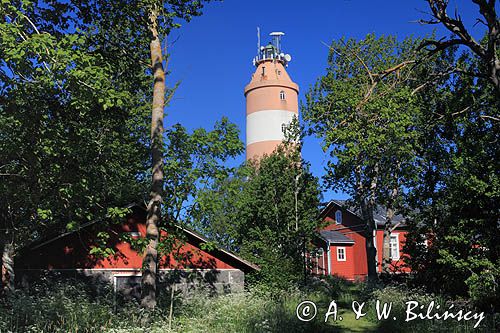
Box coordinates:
[326,243,332,275]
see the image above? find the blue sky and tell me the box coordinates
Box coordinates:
[166,0,484,201]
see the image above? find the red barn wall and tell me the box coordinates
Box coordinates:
[18,211,236,272]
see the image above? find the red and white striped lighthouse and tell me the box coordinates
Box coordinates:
[244,31,299,161]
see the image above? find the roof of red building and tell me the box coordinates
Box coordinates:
[319,230,355,244]
[320,200,407,228]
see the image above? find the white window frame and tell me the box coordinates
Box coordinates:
[389,234,400,260]
[336,247,346,261]
[335,210,342,225]
[113,272,142,293]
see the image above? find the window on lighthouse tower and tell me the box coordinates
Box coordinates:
[281,123,288,134]
[280,90,286,100]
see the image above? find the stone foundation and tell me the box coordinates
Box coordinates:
[16,268,245,299]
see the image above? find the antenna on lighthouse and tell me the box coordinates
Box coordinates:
[257,27,261,55]
[253,30,291,67]
[269,31,285,53]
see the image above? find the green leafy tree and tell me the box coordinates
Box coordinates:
[163,118,243,227]
[0,1,220,308]
[194,136,323,290]
[397,1,500,309]
[0,0,151,295]
[404,48,500,310]
[304,35,424,279]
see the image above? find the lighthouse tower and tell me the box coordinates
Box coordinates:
[244,31,299,161]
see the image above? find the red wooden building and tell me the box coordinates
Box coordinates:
[16,204,258,295]
[311,200,410,281]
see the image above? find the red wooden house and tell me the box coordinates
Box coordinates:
[311,200,410,281]
[15,204,258,295]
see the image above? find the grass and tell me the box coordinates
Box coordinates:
[0,275,497,332]
[300,280,378,332]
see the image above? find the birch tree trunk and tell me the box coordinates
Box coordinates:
[1,241,14,296]
[141,6,165,310]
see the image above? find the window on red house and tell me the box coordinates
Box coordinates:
[335,210,342,225]
[389,234,400,259]
[337,247,346,261]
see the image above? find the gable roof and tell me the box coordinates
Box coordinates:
[176,223,259,273]
[320,200,407,228]
[319,230,355,244]
[25,203,259,273]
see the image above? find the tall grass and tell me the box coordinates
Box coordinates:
[0,278,332,333]
[172,288,331,333]
[0,276,497,332]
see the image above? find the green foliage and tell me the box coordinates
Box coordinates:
[107,207,133,222]
[173,287,335,333]
[163,117,244,227]
[0,275,172,332]
[194,139,323,290]
[305,31,499,307]
[0,0,152,252]
[0,278,335,333]
[403,44,500,309]
[304,34,421,199]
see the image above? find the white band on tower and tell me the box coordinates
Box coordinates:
[246,110,296,146]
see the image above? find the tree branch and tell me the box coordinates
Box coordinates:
[421,0,500,93]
